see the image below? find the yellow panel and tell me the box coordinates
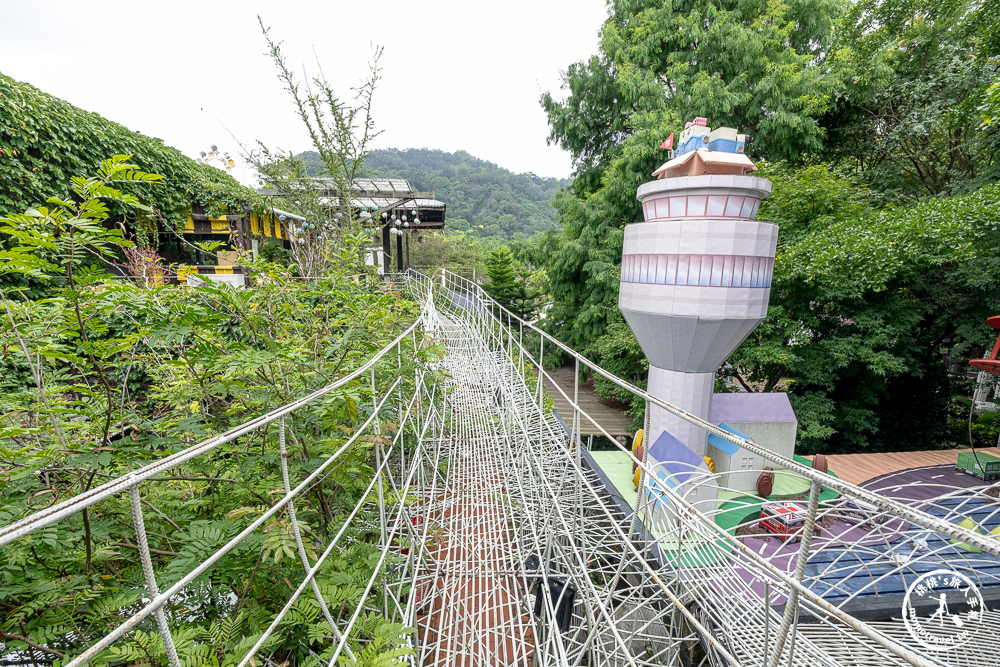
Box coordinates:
[214,267,234,275]
[184,215,195,234]
[246,210,291,241]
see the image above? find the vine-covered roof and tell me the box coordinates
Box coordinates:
[0,72,260,227]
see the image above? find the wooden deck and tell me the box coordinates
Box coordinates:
[542,365,634,438]
[818,447,1000,485]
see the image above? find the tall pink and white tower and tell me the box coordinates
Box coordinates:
[619,119,776,464]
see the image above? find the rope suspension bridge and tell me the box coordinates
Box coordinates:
[3,269,1000,667]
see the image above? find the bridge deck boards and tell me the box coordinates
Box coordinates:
[541,365,634,438]
[414,318,535,666]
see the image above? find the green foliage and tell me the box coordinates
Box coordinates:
[755,163,872,245]
[483,246,540,320]
[405,229,487,273]
[0,161,429,665]
[780,182,1000,296]
[981,69,1000,129]
[827,0,1000,200]
[0,72,259,227]
[536,0,1000,454]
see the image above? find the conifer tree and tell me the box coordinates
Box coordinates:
[484,246,542,320]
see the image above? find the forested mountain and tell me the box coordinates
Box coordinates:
[299,148,570,243]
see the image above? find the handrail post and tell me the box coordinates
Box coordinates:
[371,366,386,551]
[628,398,652,541]
[128,484,182,667]
[769,479,821,667]
[398,340,404,474]
[537,336,545,407]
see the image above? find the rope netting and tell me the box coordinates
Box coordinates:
[4,269,1000,667]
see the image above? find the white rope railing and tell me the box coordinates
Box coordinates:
[4,268,1000,667]
[431,268,1000,667]
[0,315,434,667]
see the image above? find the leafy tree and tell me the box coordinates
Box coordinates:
[0,155,162,451]
[826,0,1000,200]
[0,160,428,665]
[247,22,382,278]
[543,0,843,174]
[484,246,521,307]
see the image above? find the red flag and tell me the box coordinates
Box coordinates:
[661,133,674,150]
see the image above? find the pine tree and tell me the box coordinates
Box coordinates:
[484,247,539,320]
[485,247,520,307]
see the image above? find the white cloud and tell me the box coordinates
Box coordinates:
[0,0,607,179]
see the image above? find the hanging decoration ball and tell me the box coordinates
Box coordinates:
[414,217,420,225]
[336,212,343,218]
[382,212,388,219]
[391,214,397,220]
[410,209,416,215]
[404,222,409,227]
[278,214,287,222]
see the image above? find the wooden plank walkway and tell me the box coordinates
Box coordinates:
[542,365,634,438]
[819,447,1000,485]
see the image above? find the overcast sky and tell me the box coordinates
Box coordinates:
[0,1,608,182]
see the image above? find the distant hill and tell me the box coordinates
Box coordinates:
[298,148,570,243]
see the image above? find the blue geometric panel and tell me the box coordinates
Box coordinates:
[706,422,750,458]
[648,430,706,484]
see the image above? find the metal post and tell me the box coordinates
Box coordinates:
[372,367,386,551]
[278,417,355,660]
[763,581,771,667]
[628,398,652,540]
[537,336,544,407]
[519,320,524,372]
[128,484,182,667]
[398,340,404,475]
[768,479,821,667]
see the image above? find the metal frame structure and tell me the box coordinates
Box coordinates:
[432,269,1000,667]
[4,268,1000,666]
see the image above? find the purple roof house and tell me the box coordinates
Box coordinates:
[706,392,798,491]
